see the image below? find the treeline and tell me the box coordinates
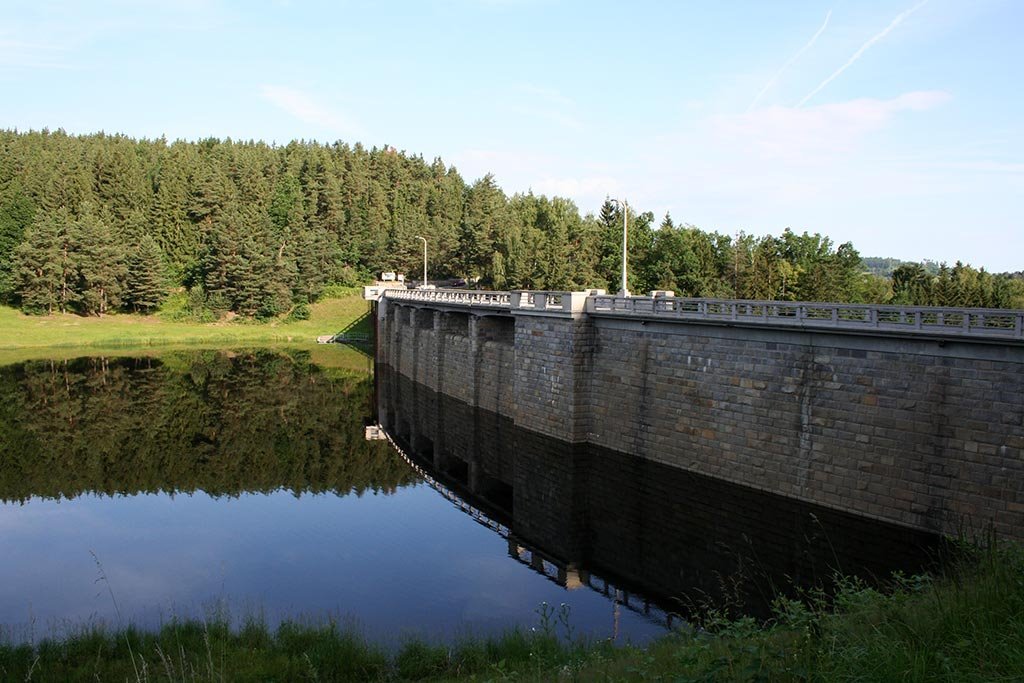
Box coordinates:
[0,129,1020,316]
[0,349,416,500]
[889,262,1024,308]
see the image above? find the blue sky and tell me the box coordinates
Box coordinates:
[3,0,1022,271]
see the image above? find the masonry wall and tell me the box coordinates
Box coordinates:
[377,298,1024,540]
[379,366,944,619]
[512,315,593,441]
[587,320,1024,540]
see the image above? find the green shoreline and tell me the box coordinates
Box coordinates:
[1,543,1021,681]
[0,291,372,366]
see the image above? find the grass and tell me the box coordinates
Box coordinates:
[0,289,374,364]
[1,541,1021,681]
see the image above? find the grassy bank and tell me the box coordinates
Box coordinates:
[0,290,372,363]
[2,543,1021,681]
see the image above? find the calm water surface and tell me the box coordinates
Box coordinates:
[0,349,663,645]
[0,348,942,646]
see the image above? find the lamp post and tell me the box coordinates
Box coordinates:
[415,235,428,288]
[609,198,630,297]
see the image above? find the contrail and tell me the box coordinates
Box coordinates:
[747,10,832,112]
[798,0,929,107]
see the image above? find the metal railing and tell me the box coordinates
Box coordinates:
[381,288,1024,341]
[384,288,512,307]
[382,288,589,313]
[587,296,1024,340]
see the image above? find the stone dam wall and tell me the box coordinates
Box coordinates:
[378,367,943,620]
[377,296,1024,540]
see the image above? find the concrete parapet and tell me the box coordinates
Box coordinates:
[510,290,590,315]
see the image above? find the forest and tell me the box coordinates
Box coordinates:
[1,128,1021,318]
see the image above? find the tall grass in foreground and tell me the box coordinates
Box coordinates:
[2,542,1022,681]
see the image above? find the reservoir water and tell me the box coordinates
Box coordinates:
[0,347,942,646]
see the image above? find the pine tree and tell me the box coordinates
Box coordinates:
[891,263,932,305]
[74,208,127,315]
[292,226,349,302]
[598,198,618,231]
[537,196,577,290]
[12,208,68,314]
[201,205,289,317]
[91,137,150,228]
[150,141,200,279]
[596,198,625,291]
[201,205,250,313]
[426,158,464,276]
[748,236,783,300]
[124,234,167,312]
[460,174,508,281]
[269,174,304,233]
[0,184,36,301]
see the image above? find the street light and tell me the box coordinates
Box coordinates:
[609,198,630,297]
[415,235,428,288]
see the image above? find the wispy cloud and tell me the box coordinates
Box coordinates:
[628,89,955,229]
[534,175,621,203]
[748,10,831,112]
[798,0,930,107]
[259,85,362,138]
[718,90,950,160]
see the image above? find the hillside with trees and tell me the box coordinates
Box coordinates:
[1,129,1021,317]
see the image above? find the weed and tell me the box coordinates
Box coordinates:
[0,543,1021,680]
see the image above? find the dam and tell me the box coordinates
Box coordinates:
[367,287,1024,541]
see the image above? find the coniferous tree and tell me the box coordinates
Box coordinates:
[201,205,290,317]
[91,137,150,226]
[427,158,464,276]
[151,142,199,278]
[931,264,955,306]
[537,196,578,290]
[74,208,127,315]
[596,198,624,291]
[747,236,784,300]
[12,209,66,314]
[460,174,508,282]
[891,263,932,305]
[598,198,618,232]
[124,234,167,312]
[0,185,35,301]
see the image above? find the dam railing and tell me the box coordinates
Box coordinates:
[587,295,1024,340]
[372,287,1024,341]
[383,288,512,308]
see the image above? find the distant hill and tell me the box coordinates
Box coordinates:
[863,257,941,278]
